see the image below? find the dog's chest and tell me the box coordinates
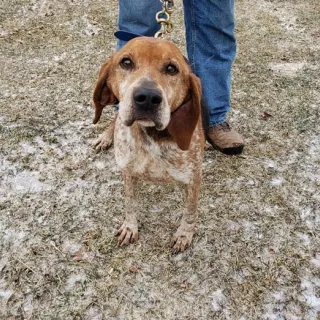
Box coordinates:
[114,123,194,184]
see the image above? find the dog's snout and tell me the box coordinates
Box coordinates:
[133,87,162,110]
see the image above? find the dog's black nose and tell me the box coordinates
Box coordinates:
[133,87,162,110]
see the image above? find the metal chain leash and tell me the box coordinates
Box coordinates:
[154,0,175,38]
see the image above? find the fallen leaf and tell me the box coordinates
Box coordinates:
[72,251,95,263]
[129,265,138,273]
[263,111,272,119]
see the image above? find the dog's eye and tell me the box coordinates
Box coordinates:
[166,64,179,75]
[120,58,133,70]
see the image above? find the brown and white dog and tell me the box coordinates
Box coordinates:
[93,37,206,252]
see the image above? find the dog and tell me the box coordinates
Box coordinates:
[93,37,206,252]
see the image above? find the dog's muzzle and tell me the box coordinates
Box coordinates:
[133,87,163,111]
[123,86,165,129]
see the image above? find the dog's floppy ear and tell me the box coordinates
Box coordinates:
[93,60,119,124]
[167,73,201,151]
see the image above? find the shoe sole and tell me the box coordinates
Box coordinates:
[207,137,244,156]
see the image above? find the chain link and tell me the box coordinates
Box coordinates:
[154,0,175,38]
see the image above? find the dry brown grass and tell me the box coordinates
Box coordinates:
[1,0,319,319]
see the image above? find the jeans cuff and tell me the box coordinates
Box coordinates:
[209,117,227,128]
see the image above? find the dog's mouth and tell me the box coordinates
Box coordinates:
[123,114,165,130]
[134,118,155,127]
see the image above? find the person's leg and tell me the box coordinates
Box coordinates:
[183,0,236,126]
[117,0,162,50]
[183,0,244,154]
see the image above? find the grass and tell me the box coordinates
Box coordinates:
[0,0,319,319]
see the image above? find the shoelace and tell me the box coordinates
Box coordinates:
[218,122,231,132]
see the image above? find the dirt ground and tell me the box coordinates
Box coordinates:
[0,0,319,319]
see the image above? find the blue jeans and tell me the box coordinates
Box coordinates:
[118,0,236,127]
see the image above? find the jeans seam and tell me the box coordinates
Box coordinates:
[190,0,196,74]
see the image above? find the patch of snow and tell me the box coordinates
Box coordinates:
[270,177,284,186]
[83,287,94,297]
[226,220,241,231]
[0,30,9,37]
[270,6,305,34]
[269,62,305,77]
[65,273,86,291]
[297,232,311,246]
[0,290,13,300]
[264,205,281,217]
[263,291,286,320]
[82,16,101,36]
[3,229,29,249]
[273,291,284,301]
[304,136,320,183]
[53,53,67,62]
[0,276,12,301]
[34,136,49,149]
[22,294,34,318]
[149,205,165,213]
[20,142,37,154]
[266,160,276,170]
[211,289,227,312]
[310,254,320,269]
[94,161,106,169]
[263,312,280,320]
[300,208,312,220]
[3,170,52,195]
[299,276,320,319]
[84,306,103,320]
[61,239,82,255]
[242,220,258,235]
[299,207,319,231]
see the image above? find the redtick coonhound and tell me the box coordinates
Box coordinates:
[93,37,207,252]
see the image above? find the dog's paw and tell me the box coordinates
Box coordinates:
[94,132,113,152]
[116,222,139,247]
[170,227,194,253]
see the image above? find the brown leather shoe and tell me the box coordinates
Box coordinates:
[207,122,244,155]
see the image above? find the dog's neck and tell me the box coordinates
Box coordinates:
[139,126,172,143]
[125,122,176,148]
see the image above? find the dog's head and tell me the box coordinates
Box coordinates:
[93,37,201,150]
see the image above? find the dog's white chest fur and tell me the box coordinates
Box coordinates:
[114,120,194,184]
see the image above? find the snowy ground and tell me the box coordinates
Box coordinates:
[0,0,319,319]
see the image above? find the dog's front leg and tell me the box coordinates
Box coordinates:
[116,172,139,246]
[171,172,201,253]
[94,115,117,152]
